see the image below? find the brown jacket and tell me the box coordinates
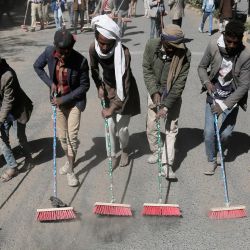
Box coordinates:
[73,0,85,11]
[89,42,140,116]
[0,59,33,124]
[219,0,234,19]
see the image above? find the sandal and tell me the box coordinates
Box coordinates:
[1,168,18,182]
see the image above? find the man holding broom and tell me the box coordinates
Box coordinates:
[143,24,191,179]
[198,20,250,175]
[89,14,140,168]
[34,29,90,187]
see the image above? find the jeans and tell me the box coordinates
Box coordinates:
[67,2,74,26]
[150,16,161,39]
[54,9,62,30]
[200,11,213,33]
[106,114,130,157]
[204,102,239,162]
[0,121,17,169]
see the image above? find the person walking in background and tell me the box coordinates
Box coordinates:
[51,0,65,30]
[197,20,250,175]
[89,15,140,168]
[34,30,90,186]
[93,0,114,15]
[66,0,74,27]
[148,0,165,38]
[168,0,185,27]
[30,0,44,32]
[0,57,33,182]
[42,0,50,27]
[144,0,150,17]
[199,0,215,36]
[143,24,191,179]
[218,0,234,33]
[73,0,86,34]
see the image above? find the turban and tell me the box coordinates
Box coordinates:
[91,15,125,101]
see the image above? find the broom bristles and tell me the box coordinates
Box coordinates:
[93,202,132,216]
[36,207,76,221]
[142,203,181,216]
[209,205,247,219]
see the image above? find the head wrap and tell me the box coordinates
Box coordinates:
[161,24,185,49]
[91,15,125,101]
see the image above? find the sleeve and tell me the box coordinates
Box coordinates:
[0,72,15,124]
[33,47,54,88]
[197,41,213,88]
[89,44,103,89]
[142,40,159,96]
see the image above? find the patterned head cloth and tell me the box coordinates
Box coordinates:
[161,24,185,49]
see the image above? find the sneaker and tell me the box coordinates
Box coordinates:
[147,152,158,164]
[59,161,70,175]
[67,172,79,187]
[161,165,176,179]
[204,161,217,175]
[198,27,203,33]
[208,32,212,36]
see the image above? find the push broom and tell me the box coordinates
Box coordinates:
[36,105,76,221]
[93,99,132,216]
[208,110,247,219]
[142,106,181,216]
[21,0,30,32]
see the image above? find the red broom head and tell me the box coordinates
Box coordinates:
[36,207,76,221]
[93,202,132,216]
[209,206,247,220]
[142,203,181,216]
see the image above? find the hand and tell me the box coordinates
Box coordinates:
[156,107,168,119]
[51,83,57,97]
[152,92,161,105]
[98,86,104,99]
[211,103,223,116]
[205,82,216,96]
[102,107,114,118]
[51,96,63,106]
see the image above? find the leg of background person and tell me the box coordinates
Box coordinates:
[31,3,37,30]
[80,9,85,30]
[209,12,213,34]
[74,10,79,34]
[150,17,156,38]
[200,11,209,32]
[155,15,161,37]
[37,3,44,29]
[54,9,59,30]
[12,121,32,158]
[0,123,18,170]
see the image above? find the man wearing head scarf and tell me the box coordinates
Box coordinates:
[143,24,191,179]
[89,14,140,167]
[198,20,250,175]
[34,30,90,187]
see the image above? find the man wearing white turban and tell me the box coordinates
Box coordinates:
[89,14,140,167]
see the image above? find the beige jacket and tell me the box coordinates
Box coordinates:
[168,0,185,20]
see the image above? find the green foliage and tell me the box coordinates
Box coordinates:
[245,21,250,31]
[186,0,202,8]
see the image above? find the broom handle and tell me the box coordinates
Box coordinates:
[214,112,230,207]
[156,106,163,203]
[52,105,57,198]
[101,99,115,203]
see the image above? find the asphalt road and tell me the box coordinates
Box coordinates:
[0,2,250,250]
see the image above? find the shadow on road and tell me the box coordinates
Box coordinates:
[174,127,203,172]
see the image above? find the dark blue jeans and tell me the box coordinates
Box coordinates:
[204,102,239,162]
[0,120,31,168]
